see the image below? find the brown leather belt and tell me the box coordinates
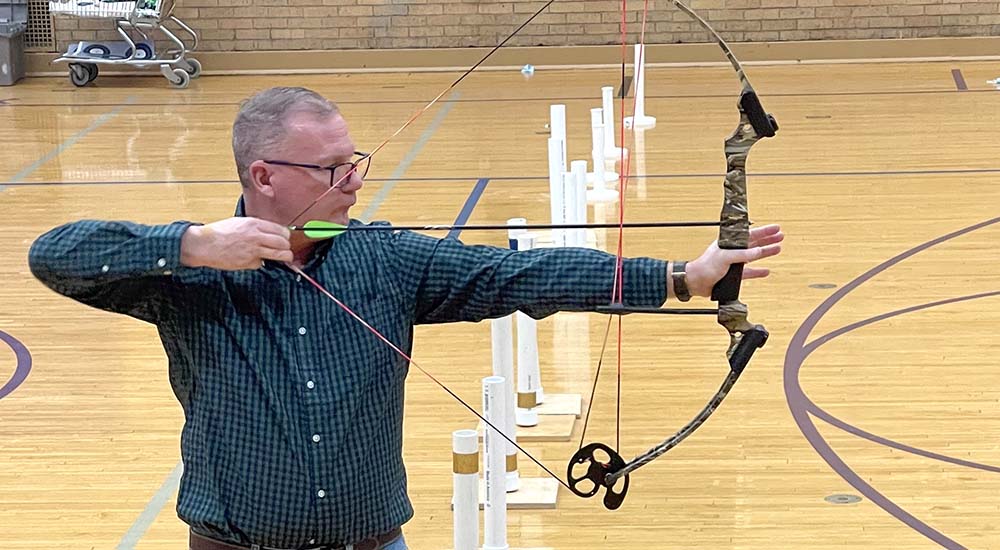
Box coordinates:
[189,528,402,550]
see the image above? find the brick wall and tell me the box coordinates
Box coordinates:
[50,0,1000,53]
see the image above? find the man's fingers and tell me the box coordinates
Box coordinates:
[749,223,781,238]
[253,219,292,239]
[256,233,292,252]
[750,231,784,248]
[749,225,783,247]
[742,266,770,280]
[258,247,294,264]
[736,243,781,264]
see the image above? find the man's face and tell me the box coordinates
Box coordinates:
[263,111,364,225]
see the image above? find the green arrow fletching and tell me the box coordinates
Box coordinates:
[301,220,348,239]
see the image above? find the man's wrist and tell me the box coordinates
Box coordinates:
[670,260,692,302]
[666,261,673,302]
[180,225,207,268]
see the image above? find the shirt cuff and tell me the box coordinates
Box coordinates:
[622,257,668,307]
[140,221,194,275]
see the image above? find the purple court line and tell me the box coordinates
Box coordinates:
[0,330,32,400]
[952,69,968,91]
[784,215,1000,549]
[447,178,490,240]
[7,167,1000,188]
[1,87,994,110]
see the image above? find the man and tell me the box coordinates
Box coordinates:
[28,87,783,550]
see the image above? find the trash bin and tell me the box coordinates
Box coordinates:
[0,0,28,86]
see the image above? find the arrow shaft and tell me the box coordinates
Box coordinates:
[290,221,722,233]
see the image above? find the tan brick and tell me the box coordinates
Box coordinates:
[45,0,1000,53]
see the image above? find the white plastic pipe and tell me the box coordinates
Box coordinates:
[570,160,589,247]
[587,107,619,186]
[548,137,567,247]
[506,217,527,250]
[561,168,578,249]
[452,429,479,550]
[514,233,542,426]
[482,376,509,550]
[549,104,566,144]
[602,86,627,160]
[490,315,520,492]
[624,44,657,130]
[588,108,620,204]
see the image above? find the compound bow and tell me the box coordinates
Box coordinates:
[566,0,778,510]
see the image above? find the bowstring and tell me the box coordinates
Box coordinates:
[289,264,573,491]
[578,0,652,457]
[286,0,558,229]
[280,0,569,492]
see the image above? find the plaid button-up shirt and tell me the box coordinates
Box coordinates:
[28,213,666,548]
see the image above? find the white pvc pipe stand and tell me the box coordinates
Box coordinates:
[587,107,619,186]
[624,44,657,130]
[490,315,520,492]
[452,429,479,550]
[548,137,568,248]
[482,376,509,550]
[569,160,588,248]
[587,108,621,204]
[514,233,542,426]
[602,86,627,160]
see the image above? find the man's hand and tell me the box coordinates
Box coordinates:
[684,224,784,298]
[181,218,293,270]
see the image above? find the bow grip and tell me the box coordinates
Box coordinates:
[728,325,768,373]
[711,263,743,302]
[739,90,778,138]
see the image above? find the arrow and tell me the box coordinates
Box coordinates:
[291,219,726,240]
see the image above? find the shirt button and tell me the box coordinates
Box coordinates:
[312,434,321,443]
[306,380,315,390]
[101,265,109,273]
[317,489,326,498]
[156,258,167,268]
[296,274,302,282]
[298,327,307,335]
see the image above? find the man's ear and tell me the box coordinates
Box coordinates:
[248,160,276,198]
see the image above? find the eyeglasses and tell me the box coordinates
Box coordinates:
[263,151,371,188]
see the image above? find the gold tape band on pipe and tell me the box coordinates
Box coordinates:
[452,451,479,474]
[506,453,517,473]
[517,391,537,409]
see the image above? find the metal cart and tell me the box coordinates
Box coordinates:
[48,0,200,88]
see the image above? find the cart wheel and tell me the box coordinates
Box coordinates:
[168,67,191,89]
[183,58,202,78]
[85,63,99,83]
[69,63,90,87]
[84,44,110,58]
[135,43,154,60]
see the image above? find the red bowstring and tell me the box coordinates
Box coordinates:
[611,0,652,454]
[276,3,578,487]
[287,263,573,489]
[286,0,556,229]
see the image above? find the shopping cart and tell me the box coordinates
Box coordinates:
[48,0,200,88]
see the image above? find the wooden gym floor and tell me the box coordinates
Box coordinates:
[1,59,999,549]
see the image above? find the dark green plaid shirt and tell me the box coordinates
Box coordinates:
[28,214,667,548]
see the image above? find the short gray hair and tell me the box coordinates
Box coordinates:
[232,87,339,188]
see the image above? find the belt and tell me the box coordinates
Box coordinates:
[189,528,402,550]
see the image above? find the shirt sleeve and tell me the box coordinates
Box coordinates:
[380,229,667,324]
[28,220,196,324]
